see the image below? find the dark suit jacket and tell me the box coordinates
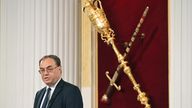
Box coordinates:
[34,79,83,108]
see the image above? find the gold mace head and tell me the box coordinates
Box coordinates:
[83,0,111,35]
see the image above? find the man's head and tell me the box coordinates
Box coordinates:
[39,55,62,86]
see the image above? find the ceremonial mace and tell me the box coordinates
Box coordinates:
[102,6,149,103]
[83,0,151,108]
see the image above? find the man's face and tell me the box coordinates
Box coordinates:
[39,58,61,86]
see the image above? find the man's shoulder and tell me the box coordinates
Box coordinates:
[59,79,81,92]
[61,80,79,88]
[34,87,46,99]
[36,87,46,94]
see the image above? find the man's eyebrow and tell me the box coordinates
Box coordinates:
[39,65,53,69]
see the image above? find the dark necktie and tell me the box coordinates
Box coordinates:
[42,88,51,108]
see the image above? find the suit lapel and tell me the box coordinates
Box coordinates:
[47,79,64,108]
[36,88,46,108]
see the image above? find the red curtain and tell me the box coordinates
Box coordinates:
[98,0,168,108]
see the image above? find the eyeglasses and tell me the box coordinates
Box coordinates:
[39,66,58,74]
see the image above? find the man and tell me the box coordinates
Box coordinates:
[34,55,83,108]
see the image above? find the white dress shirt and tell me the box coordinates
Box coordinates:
[40,78,61,108]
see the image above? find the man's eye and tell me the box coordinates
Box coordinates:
[47,68,53,71]
[40,69,45,71]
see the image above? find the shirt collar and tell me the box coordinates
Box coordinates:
[46,77,61,89]
[46,78,62,98]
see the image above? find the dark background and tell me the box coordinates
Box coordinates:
[98,0,168,108]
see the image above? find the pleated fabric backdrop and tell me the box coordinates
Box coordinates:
[0,0,81,108]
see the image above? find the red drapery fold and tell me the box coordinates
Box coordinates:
[98,0,168,108]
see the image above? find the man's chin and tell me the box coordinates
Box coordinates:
[44,81,52,86]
